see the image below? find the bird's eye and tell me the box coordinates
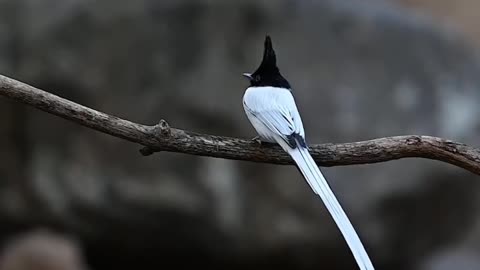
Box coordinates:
[254,75,261,82]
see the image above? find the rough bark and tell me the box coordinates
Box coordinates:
[1,74,479,175]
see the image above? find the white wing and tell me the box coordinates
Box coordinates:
[243,86,305,146]
[243,86,375,270]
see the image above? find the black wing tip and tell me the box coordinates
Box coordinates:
[286,133,307,149]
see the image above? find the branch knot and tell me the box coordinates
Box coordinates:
[152,119,171,137]
[406,136,422,146]
[139,120,172,156]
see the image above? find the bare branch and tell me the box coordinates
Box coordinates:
[1,74,479,175]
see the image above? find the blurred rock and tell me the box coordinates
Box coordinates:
[393,0,480,46]
[0,229,88,270]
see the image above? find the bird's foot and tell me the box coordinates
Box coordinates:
[251,136,277,147]
[251,136,263,145]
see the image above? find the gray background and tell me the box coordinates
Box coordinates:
[0,0,480,269]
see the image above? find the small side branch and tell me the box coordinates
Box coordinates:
[0,74,479,175]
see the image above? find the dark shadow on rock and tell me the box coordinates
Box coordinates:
[376,170,479,269]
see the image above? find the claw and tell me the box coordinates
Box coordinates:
[251,136,263,145]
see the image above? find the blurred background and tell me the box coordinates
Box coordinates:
[1,0,480,269]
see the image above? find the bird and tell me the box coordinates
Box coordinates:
[241,35,375,270]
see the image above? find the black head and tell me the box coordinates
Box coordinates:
[243,35,291,89]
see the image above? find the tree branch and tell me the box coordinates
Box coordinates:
[1,74,479,175]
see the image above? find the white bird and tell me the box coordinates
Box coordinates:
[242,35,375,270]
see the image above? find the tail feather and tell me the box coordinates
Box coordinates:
[288,146,375,270]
